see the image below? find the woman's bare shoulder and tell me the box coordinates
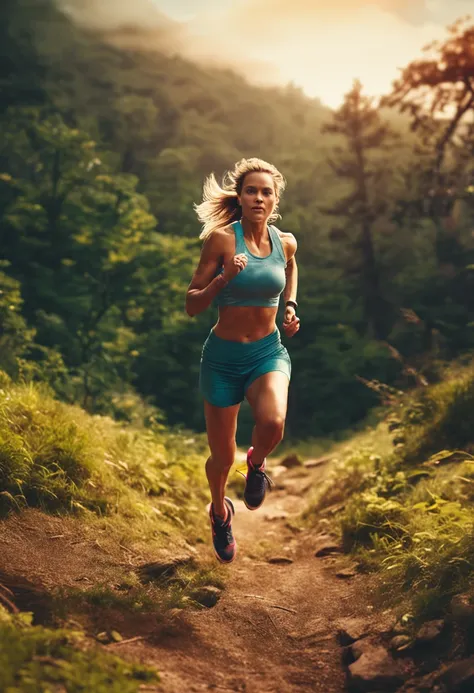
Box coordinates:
[203,225,236,251]
[274,226,297,256]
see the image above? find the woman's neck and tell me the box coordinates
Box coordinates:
[241,216,268,242]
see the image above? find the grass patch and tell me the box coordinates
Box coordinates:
[0,378,210,544]
[303,359,474,625]
[57,562,227,624]
[0,607,158,693]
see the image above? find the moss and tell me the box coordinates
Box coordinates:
[0,608,158,693]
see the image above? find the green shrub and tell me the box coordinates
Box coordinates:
[397,364,474,464]
[0,608,158,693]
[0,381,209,543]
[304,358,474,623]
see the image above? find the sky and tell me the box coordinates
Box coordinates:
[62,0,474,108]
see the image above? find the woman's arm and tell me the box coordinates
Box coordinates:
[185,233,226,317]
[281,233,300,338]
[284,255,298,306]
[185,231,248,317]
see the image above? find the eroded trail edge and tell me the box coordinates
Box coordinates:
[123,459,388,693]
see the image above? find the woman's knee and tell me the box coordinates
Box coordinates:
[256,415,285,442]
[206,443,236,471]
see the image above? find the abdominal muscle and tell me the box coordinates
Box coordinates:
[213,306,278,342]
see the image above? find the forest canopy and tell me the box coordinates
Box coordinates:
[1,0,474,440]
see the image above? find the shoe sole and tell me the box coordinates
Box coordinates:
[215,543,237,564]
[207,497,237,564]
[243,496,265,511]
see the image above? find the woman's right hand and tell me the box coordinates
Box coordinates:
[222,253,248,282]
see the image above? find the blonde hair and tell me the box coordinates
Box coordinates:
[194,157,286,240]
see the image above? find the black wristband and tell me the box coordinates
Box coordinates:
[286,300,298,310]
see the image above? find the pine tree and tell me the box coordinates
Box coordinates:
[322,79,397,340]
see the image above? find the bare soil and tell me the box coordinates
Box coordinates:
[110,460,385,693]
[0,459,386,693]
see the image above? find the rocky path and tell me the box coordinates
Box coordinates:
[118,458,393,693]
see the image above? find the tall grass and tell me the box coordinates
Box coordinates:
[0,607,158,693]
[0,375,209,542]
[304,360,474,624]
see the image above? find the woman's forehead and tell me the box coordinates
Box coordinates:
[243,171,274,188]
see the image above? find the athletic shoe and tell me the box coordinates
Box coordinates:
[208,496,237,564]
[243,446,274,510]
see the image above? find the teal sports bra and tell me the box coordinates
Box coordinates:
[214,220,287,308]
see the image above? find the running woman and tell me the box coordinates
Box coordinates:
[185,158,299,563]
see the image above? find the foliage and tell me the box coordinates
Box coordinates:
[383,17,474,175]
[1,0,474,438]
[305,358,474,623]
[0,262,35,375]
[0,607,158,693]
[0,379,209,546]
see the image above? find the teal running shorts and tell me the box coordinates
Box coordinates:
[199,328,291,408]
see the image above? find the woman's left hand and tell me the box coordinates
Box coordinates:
[282,306,300,338]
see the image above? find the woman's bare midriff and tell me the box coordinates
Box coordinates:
[213,306,278,342]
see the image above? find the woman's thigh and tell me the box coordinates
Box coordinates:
[245,371,289,423]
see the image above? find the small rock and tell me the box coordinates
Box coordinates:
[451,592,474,629]
[190,586,222,608]
[303,456,332,469]
[110,630,123,643]
[348,645,406,691]
[336,568,357,579]
[264,510,289,521]
[315,539,342,557]
[415,619,444,644]
[336,617,370,645]
[390,635,412,652]
[96,631,110,644]
[351,636,379,661]
[280,453,303,468]
[267,556,293,565]
[435,655,474,691]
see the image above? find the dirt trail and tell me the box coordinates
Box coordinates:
[0,459,385,692]
[119,460,382,693]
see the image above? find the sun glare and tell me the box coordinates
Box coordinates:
[238,9,447,107]
[158,1,457,108]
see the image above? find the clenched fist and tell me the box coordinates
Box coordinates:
[222,253,248,282]
[282,305,300,338]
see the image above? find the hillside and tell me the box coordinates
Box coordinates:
[3,1,474,442]
[2,360,474,691]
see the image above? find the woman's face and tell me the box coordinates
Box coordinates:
[238,172,278,224]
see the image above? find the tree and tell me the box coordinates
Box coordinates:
[0,262,34,375]
[321,80,398,340]
[0,109,158,409]
[383,18,474,180]
[383,19,474,355]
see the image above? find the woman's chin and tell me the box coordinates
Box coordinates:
[245,210,269,222]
